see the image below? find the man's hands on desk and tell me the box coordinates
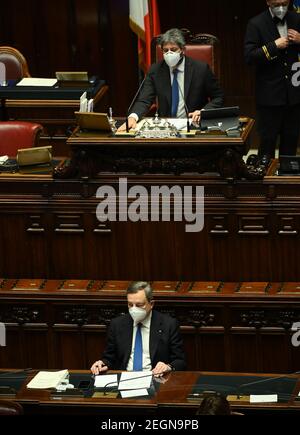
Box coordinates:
[90,360,172,377]
[117,111,202,132]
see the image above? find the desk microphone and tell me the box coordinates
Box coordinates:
[126,75,148,133]
[0,368,33,378]
[236,370,300,399]
[177,82,190,133]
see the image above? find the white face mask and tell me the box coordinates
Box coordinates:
[163,50,181,68]
[272,5,288,20]
[129,306,148,324]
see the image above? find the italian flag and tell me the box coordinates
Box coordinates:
[129,0,161,72]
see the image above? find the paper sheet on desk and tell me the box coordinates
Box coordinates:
[250,394,278,403]
[119,371,152,390]
[120,389,149,398]
[17,78,58,87]
[94,374,118,388]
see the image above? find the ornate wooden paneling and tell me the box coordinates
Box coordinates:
[1,280,300,373]
[1,175,300,281]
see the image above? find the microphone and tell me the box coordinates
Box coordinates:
[177,81,190,133]
[236,370,300,400]
[126,74,147,133]
[0,368,33,378]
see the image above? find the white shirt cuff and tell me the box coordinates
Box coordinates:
[128,113,139,122]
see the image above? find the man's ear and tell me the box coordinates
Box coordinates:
[150,300,155,308]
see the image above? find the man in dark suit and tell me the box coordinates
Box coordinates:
[245,0,300,166]
[90,281,186,376]
[118,28,223,131]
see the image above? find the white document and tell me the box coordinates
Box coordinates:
[0,155,8,164]
[26,369,68,389]
[250,394,278,403]
[120,389,149,398]
[80,92,88,112]
[94,374,118,388]
[118,371,152,390]
[87,99,94,112]
[17,78,57,87]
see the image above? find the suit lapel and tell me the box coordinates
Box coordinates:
[122,315,133,367]
[184,57,194,104]
[149,310,162,363]
[286,11,297,30]
[264,9,281,39]
[158,62,172,112]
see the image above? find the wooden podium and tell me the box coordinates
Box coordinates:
[55,118,258,180]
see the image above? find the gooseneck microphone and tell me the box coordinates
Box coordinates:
[126,74,148,133]
[236,370,300,399]
[177,82,190,133]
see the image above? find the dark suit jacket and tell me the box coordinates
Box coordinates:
[101,310,186,371]
[131,56,224,118]
[244,10,300,106]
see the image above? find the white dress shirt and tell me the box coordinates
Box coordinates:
[126,310,152,371]
[170,56,186,119]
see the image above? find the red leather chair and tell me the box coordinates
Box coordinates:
[0,46,31,80]
[0,121,43,157]
[151,29,220,79]
[0,400,24,415]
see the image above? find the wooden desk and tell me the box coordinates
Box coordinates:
[5,370,300,415]
[1,84,109,155]
[55,118,257,179]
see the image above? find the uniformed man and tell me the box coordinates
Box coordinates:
[245,0,300,166]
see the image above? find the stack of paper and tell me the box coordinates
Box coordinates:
[17,78,58,87]
[27,369,69,389]
[94,371,152,398]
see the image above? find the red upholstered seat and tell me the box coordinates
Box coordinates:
[0,46,30,81]
[0,400,23,415]
[0,121,43,157]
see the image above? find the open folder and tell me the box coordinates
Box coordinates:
[26,369,69,389]
[75,112,112,132]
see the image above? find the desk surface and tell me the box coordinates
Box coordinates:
[0,79,106,101]
[68,118,254,147]
[2,370,299,414]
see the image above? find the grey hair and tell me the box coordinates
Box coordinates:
[159,28,186,49]
[127,281,153,302]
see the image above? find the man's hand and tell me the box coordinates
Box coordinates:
[152,362,172,377]
[188,110,202,126]
[117,117,137,132]
[288,29,300,44]
[90,360,108,375]
[275,36,289,49]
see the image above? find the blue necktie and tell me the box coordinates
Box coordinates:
[133,323,143,371]
[171,69,179,117]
